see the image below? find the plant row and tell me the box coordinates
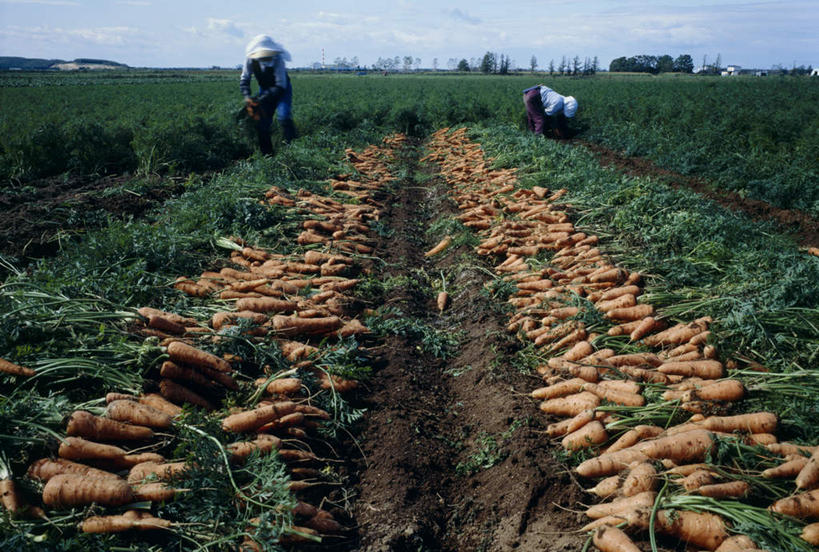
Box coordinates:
[421,126,819,551]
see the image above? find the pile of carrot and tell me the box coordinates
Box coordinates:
[424,127,818,551]
[3,135,408,547]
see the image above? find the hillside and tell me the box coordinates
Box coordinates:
[0,56,128,70]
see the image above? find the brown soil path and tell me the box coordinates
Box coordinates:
[350,144,586,551]
[576,140,819,249]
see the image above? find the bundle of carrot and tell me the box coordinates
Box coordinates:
[424,127,816,551]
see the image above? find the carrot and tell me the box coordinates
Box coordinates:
[110,452,165,469]
[263,377,303,396]
[576,449,650,478]
[271,315,343,336]
[43,473,133,508]
[540,391,600,417]
[605,304,655,322]
[234,297,298,314]
[770,488,819,518]
[643,318,710,347]
[678,469,717,491]
[564,340,594,362]
[606,425,664,454]
[425,236,453,257]
[139,393,183,417]
[679,379,745,403]
[64,410,154,442]
[562,421,608,451]
[546,409,600,438]
[762,456,810,479]
[531,378,587,400]
[159,379,215,410]
[58,437,126,461]
[228,435,282,463]
[698,412,778,434]
[212,310,268,330]
[766,442,817,457]
[0,358,35,377]
[715,535,760,552]
[27,458,119,481]
[222,401,298,433]
[598,380,641,394]
[802,522,819,546]
[80,510,171,533]
[587,475,622,498]
[592,526,642,552]
[597,285,641,303]
[655,509,729,550]
[160,360,219,390]
[127,461,188,484]
[0,476,22,516]
[585,491,656,519]
[595,293,636,313]
[634,429,716,464]
[131,482,182,503]
[622,462,657,497]
[146,314,186,335]
[582,382,645,407]
[658,360,724,379]
[106,400,172,429]
[167,341,232,374]
[137,307,197,327]
[796,447,819,490]
[629,316,658,342]
[697,480,750,498]
[607,319,644,336]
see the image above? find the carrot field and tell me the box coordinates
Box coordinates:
[1,71,818,552]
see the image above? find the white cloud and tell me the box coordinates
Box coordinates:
[115,1,151,5]
[446,8,481,24]
[207,18,244,38]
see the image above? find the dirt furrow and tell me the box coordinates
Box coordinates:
[351,141,586,551]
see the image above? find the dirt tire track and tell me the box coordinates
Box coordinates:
[352,141,587,551]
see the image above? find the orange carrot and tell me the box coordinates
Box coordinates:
[80,510,171,533]
[127,461,188,484]
[531,378,587,400]
[27,458,119,481]
[159,379,215,410]
[762,456,810,479]
[643,318,710,347]
[796,447,819,490]
[262,377,303,396]
[766,442,818,457]
[770,488,819,518]
[576,449,650,478]
[0,358,35,377]
[42,473,133,508]
[271,315,343,336]
[56,437,134,463]
[228,434,282,464]
[634,430,716,464]
[629,316,658,342]
[802,522,819,546]
[561,421,608,451]
[436,291,449,313]
[131,482,182,503]
[697,480,749,498]
[582,382,645,407]
[106,400,173,429]
[222,401,298,433]
[698,412,778,434]
[655,509,729,550]
[546,409,600,438]
[606,425,664,454]
[139,393,183,417]
[167,341,232,373]
[658,360,724,379]
[234,297,298,314]
[678,469,717,491]
[592,526,642,552]
[539,391,600,417]
[587,475,622,498]
[622,462,657,497]
[424,236,453,257]
[605,304,655,322]
[715,535,760,551]
[595,293,636,313]
[585,491,656,519]
[564,340,594,362]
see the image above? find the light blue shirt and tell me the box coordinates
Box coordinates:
[539,86,564,116]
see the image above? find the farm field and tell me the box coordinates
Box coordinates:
[1,71,819,552]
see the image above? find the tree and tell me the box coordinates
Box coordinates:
[457,59,470,72]
[415,57,421,70]
[499,54,510,75]
[673,54,693,73]
[403,56,413,72]
[572,56,581,75]
[530,55,537,73]
[559,55,567,75]
[432,58,438,71]
[592,56,599,74]
[447,58,457,70]
[480,51,495,73]
[714,53,722,72]
[657,54,674,73]
[548,59,555,75]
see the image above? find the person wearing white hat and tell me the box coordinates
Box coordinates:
[522,84,578,139]
[240,35,296,153]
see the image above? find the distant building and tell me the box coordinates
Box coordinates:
[721,65,741,76]
[812,68,819,77]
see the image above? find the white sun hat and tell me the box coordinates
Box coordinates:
[246,34,291,61]
[563,96,578,118]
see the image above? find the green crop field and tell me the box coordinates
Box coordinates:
[1,70,818,552]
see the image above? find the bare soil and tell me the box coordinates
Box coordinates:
[347,145,587,552]
[576,140,819,249]
[0,174,183,261]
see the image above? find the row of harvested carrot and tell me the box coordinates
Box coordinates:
[423,127,819,551]
[0,135,406,546]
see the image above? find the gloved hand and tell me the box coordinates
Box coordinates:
[245,98,261,121]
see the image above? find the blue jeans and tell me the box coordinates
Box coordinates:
[257,76,296,152]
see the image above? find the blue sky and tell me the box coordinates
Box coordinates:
[0,0,816,69]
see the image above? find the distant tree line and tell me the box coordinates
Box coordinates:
[609,54,694,74]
